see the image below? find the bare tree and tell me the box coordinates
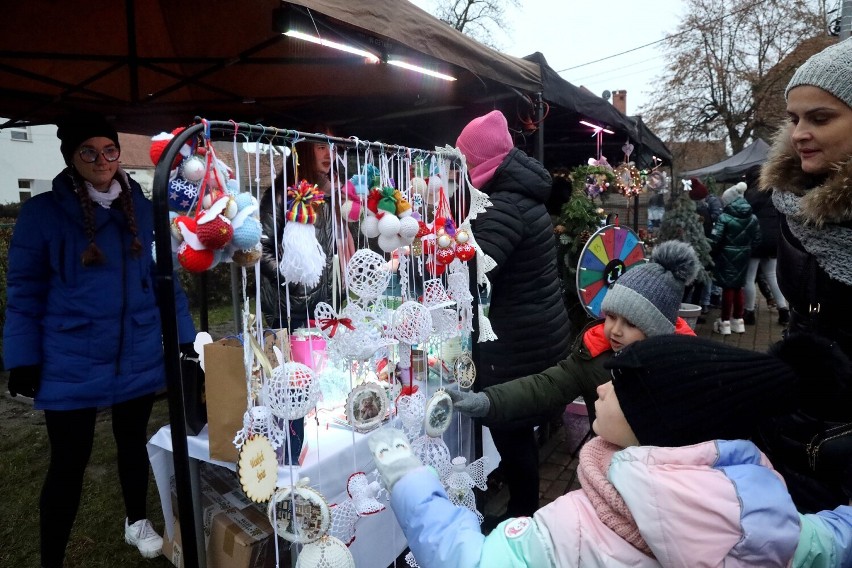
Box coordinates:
[641,0,826,152]
[425,0,520,49]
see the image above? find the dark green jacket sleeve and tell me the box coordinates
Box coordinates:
[482,342,613,425]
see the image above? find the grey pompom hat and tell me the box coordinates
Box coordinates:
[600,240,699,337]
[786,37,852,109]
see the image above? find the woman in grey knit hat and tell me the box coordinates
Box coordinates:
[757,37,852,513]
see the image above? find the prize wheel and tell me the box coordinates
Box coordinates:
[575,224,646,318]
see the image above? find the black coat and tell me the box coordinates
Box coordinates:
[472,148,571,389]
[744,186,780,258]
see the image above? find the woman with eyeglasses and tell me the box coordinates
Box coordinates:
[2,111,195,566]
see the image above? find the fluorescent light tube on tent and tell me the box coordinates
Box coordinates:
[283,30,380,63]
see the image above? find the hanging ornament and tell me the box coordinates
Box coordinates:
[453,242,475,262]
[443,456,489,523]
[396,391,427,440]
[237,435,277,503]
[195,196,234,250]
[278,180,327,287]
[268,478,331,544]
[345,382,389,432]
[264,347,321,420]
[296,535,356,568]
[424,390,453,438]
[453,352,477,389]
[410,435,453,480]
[346,249,391,301]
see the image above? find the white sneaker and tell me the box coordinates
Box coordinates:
[731,318,745,333]
[713,319,731,335]
[124,518,163,559]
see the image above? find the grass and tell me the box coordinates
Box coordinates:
[0,304,236,568]
[0,393,174,568]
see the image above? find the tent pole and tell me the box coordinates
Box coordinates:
[533,92,545,165]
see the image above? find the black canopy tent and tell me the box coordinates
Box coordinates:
[524,52,672,169]
[680,139,770,182]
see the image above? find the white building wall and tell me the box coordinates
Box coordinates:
[0,119,66,203]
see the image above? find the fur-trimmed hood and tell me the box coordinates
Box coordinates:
[760,124,852,226]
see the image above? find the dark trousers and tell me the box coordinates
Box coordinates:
[490,426,540,517]
[40,394,155,568]
[721,287,745,321]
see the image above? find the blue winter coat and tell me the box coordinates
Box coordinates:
[3,169,195,410]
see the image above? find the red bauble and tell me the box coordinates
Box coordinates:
[435,247,456,265]
[196,215,234,250]
[177,242,215,273]
[454,242,476,262]
[427,261,447,277]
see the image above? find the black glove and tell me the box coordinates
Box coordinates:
[8,365,41,398]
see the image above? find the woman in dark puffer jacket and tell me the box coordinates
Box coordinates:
[456,110,571,518]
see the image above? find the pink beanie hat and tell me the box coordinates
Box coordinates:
[455,110,514,189]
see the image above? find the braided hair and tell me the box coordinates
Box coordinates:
[68,168,143,266]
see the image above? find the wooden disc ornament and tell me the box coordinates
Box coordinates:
[453,352,476,389]
[267,478,331,544]
[237,434,278,503]
[345,382,389,433]
[424,389,453,438]
[575,224,646,318]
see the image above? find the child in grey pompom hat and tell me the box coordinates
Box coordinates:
[449,239,700,431]
[600,239,700,337]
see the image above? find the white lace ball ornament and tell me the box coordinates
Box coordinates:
[392,301,433,345]
[347,249,391,300]
[266,362,320,420]
[295,536,355,568]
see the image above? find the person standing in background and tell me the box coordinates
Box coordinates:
[258,129,359,329]
[709,181,761,335]
[756,37,852,512]
[455,110,571,520]
[742,164,789,325]
[3,112,197,566]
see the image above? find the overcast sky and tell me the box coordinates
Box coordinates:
[410,0,686,115]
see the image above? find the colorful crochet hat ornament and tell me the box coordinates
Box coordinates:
[278,179,327,287]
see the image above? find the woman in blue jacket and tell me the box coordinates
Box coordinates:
[3,112,195,566]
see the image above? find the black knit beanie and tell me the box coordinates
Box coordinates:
[56,112,120,166]
[605,334,850,447]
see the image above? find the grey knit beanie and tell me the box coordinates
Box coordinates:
[721,181,747,207]
[786,37,852,109]
[600,240,699,337]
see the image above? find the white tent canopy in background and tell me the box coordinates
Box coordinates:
[681,139,770,183]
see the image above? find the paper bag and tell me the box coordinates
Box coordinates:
[204,338,247,462]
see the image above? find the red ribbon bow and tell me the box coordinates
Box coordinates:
[318,317,355,338]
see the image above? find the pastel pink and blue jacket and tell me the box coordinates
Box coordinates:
[391,439,852,567]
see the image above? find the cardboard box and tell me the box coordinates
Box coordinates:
[165,464,290,568]
[161,516,184,568]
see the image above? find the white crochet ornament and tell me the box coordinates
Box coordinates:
[444,456,489,524]
[234,405,285,451]
[396,391,427,439]
[423,279,455,309]
[279,221,326,288]
[295,536,355,568]
[329,500,358,546]
[410,434,452,481]
[316,302,390,363]
[346,249,391,301]
[267,478,330,544]
[392,301,433,369]
[265,354,321,420]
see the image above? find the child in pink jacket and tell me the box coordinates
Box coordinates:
[370,334,852,567]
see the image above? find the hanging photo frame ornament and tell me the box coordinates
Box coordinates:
[346,382,389,432]
[453,352,477,389]
[424,389,454,438]
[237,435,277,503]
[268,478,331,544]
[576,224,646,318]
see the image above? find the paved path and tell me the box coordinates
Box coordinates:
[483,296,786,520]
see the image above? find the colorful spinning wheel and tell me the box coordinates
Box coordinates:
[576,224,646,318]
